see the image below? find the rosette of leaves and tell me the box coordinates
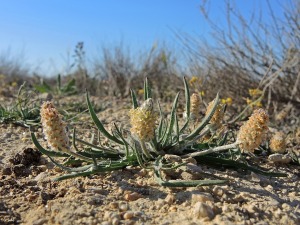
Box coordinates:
[31,77,286,186]
[34,74,77,96]
[0,82,40,127]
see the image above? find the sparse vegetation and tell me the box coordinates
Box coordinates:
[31,78,287,186]
[0,1,299,224]
[0,82,40,127]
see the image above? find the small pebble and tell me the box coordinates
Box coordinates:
[119,203,128,211]
[212,186,224,197]
[181,172,200,180]
[164,154,182,162]
[164,193,176,205]
[245,203,258,214]
[123,211,134,220]
[109,202,119,209]
[281,203,290,210]
[133,211,143,217]
[184,163,202,173]
[288,192,296,198]
[269,199,280,207]
[124,192,142,201]
[104,211,120,221]
[265,185,273,191]
[268,153,292,164]
[193,202,214,220]
[191,192,214,203]
[32,218,48,225]
[181,202,189,207]
[136,179,144,186]
[222,204,230,213]
[169,206,177,212]
[137,169,147,177]
[111,217,119,225]
[250,172,261,182]
[3,132,12,138]
[37,165,47,172]
[26,192,38,202]
[274,208,282,218]
[182,157,197,164]
[54,167,63,173]
[155,199,165,209]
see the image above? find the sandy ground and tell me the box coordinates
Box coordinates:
[0,96,299,225]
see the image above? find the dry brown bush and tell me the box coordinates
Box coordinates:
[91,43,182,99]
[177,0,300,117]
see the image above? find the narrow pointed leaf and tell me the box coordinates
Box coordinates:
[31,132,69,157]
[130,89,138,109]
[195,155,287,177]
[53,171,96,181]
[156,177,228,187]
[161,92,180,146]
[48,155,94,172]
[57,74,61,91]
[157,100,164,138]
[113,123,130,157]
[153,156,227,187]
[183,76,190,118]
[144,77,151,100]
[180,76,191,133]
[183,93,220,141]
[174,113,179,144]
[86,92,123,145]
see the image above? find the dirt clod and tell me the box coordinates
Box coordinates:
[9,147,41,166]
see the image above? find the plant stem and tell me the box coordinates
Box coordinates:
[140,140,152,159]
[182,142,238,158]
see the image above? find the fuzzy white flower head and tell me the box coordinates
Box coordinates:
[40,101,70,152]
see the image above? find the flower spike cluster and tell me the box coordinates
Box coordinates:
[40,101,70,152]
[205,99,224,130]
[269,131,286,154]
[237,108,269,153]
[129,98,158,141]
[190,93,201,121]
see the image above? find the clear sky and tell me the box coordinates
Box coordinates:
[0,0,285,76]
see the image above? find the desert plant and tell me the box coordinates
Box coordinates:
[31,77,286,187]
[0,82,40,127]
[269,131,286,154]
[34,74,77,96]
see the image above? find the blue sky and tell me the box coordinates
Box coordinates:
[0,0,285,76]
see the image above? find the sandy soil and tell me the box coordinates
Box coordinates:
[0,96,299,225]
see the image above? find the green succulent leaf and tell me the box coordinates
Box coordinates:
[174,113,179,144]
[57,74,62,91]
[195,155,287,177]
[34,80,52,93]
[161,92,180,146]
[48,155,94,172]
[130,88,138,109]
[53,160,134,181]
[157,100,165,138]
[144,77,151,100]
[61,78,76,94]
[86,92,123,145]
[183,93,220,141]
[153,156,227,187]
[31,132,69,157]
[179,76,190,133]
